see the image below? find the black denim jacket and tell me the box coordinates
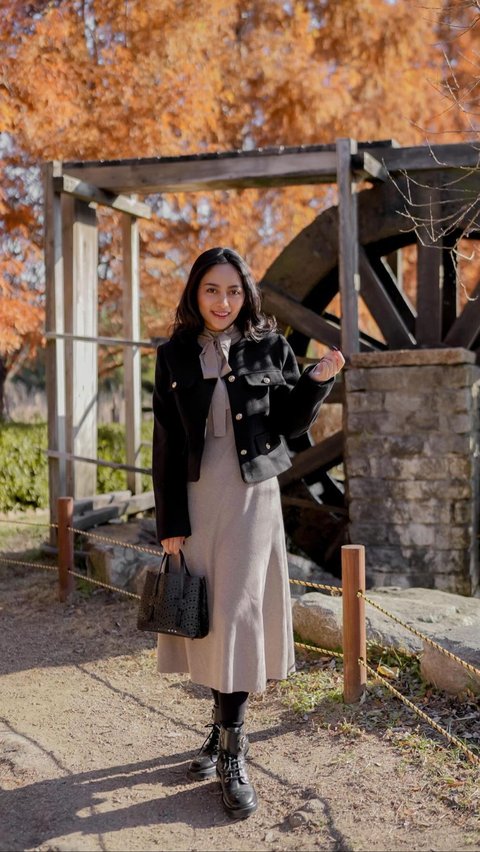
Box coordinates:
[152,331,334,541]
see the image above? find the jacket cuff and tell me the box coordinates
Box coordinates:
[303,365,336,389]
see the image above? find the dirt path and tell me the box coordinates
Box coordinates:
[1,542,479,851]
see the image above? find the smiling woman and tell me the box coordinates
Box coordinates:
[150,246,344,820]
[197,265,245,332]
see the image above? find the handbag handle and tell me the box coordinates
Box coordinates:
[160,549,190,576]
[153,549,190,597]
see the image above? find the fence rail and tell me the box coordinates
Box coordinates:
[0,500,478,767]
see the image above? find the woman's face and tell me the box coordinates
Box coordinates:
[197,263,245,332]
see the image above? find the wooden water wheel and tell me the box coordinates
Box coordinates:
[259,172,480,574]
[50,142,480,548]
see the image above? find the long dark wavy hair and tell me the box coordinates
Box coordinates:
[172,247,276,340]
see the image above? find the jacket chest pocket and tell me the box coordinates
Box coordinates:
[241,369,285,415]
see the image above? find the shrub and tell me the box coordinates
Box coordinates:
[97,422,153,493]
[0,423,49,511]
[0,421,153,512]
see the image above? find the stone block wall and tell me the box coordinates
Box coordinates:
[344,349,480,595]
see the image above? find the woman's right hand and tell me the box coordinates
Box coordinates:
[161,536,186,555]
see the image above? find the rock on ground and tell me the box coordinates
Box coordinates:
[292,586,480,695]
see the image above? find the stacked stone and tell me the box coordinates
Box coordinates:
[344,349,480,595]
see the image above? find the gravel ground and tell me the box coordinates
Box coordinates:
[0,516,479,852]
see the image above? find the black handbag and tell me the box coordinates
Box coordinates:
[137,550,209,639]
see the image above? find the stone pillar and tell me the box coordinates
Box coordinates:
[344,349,480,595]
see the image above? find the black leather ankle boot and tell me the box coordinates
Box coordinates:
[187,705,221,780]
[216,724,257,819]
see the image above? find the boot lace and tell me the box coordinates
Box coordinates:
[198,723,220,756]
[222,752,248,783]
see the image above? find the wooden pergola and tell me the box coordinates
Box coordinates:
[44,139,480,535]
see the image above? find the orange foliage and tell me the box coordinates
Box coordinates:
[0,0,478,394]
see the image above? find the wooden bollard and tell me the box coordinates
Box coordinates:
[57,496,74,602]
[342,544,367,703]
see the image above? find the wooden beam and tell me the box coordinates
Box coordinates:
[416,186,443,346]
[336,138,360,356]
[384,250,403,294]
[358,248,415,348]
[122,214,142,495]
[279,431,344,488]
[352,151,389,182]
[53,174,152,218]
[61,143,480,195]
[441,239,459,338]
[45,331,157,348]
[74,491,132,513]
[262,285,380,353]
[443,279,480,347]
[281,495,348,515]
[72,492,156,529]
[63,197,98,498]
[44,161,67,544]
[262,284,341,347]
[65,147,338,193]
[47,448,151,475]
[370,255,415,332]
[380,143,480,173]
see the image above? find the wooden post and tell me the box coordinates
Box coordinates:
[416,184,443,346]
[44,162,67,544]
[441,235,459,339]
[63,196,98,498]
[342,544,367,703]
[57,496,74,601]
[122,213,142,494]
[336,138,360,357]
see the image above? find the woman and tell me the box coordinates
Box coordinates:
[152,247,344,820]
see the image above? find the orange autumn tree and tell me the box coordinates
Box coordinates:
[0,0,478,413]
[0,153,44,419]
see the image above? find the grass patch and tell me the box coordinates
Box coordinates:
[274,644,480,776]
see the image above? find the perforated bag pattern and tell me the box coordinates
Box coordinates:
[137,552,209,639]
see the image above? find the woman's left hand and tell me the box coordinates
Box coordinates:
[310,348,345,383]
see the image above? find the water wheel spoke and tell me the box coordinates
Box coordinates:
[443,279,480,348]
[364,248,417,333]
[279,431,343,488]
[359,248,415,348]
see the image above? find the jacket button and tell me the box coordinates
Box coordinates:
[171,381,177,388]
[263,376,270,383]
[235,413,243,421]
[228,375,236,382]
[266,442,271,450]
[240,449,247,456]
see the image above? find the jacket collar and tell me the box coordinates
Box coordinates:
[164,333,249,386]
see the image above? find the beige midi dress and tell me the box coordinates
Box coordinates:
[156,402,296,694]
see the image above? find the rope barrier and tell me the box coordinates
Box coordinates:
[0,555,57,572]
[1,520,476,679]
[295,640,343,658]
[1,543,478,767]
[289,577,342,594]
[360,658,480,767]
[0,551,340,617]
[67,526,165,557]
[67,569,141,600]
[0,516,341,593]
[2,510,479,770]
[0,518,58,529]
[359,591,480,680]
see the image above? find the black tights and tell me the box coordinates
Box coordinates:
[211,688,249,727]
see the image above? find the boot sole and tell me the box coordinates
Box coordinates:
[186,764,217,781]
[222,796,258,820]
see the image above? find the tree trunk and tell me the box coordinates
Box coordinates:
[0,355,8,421]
